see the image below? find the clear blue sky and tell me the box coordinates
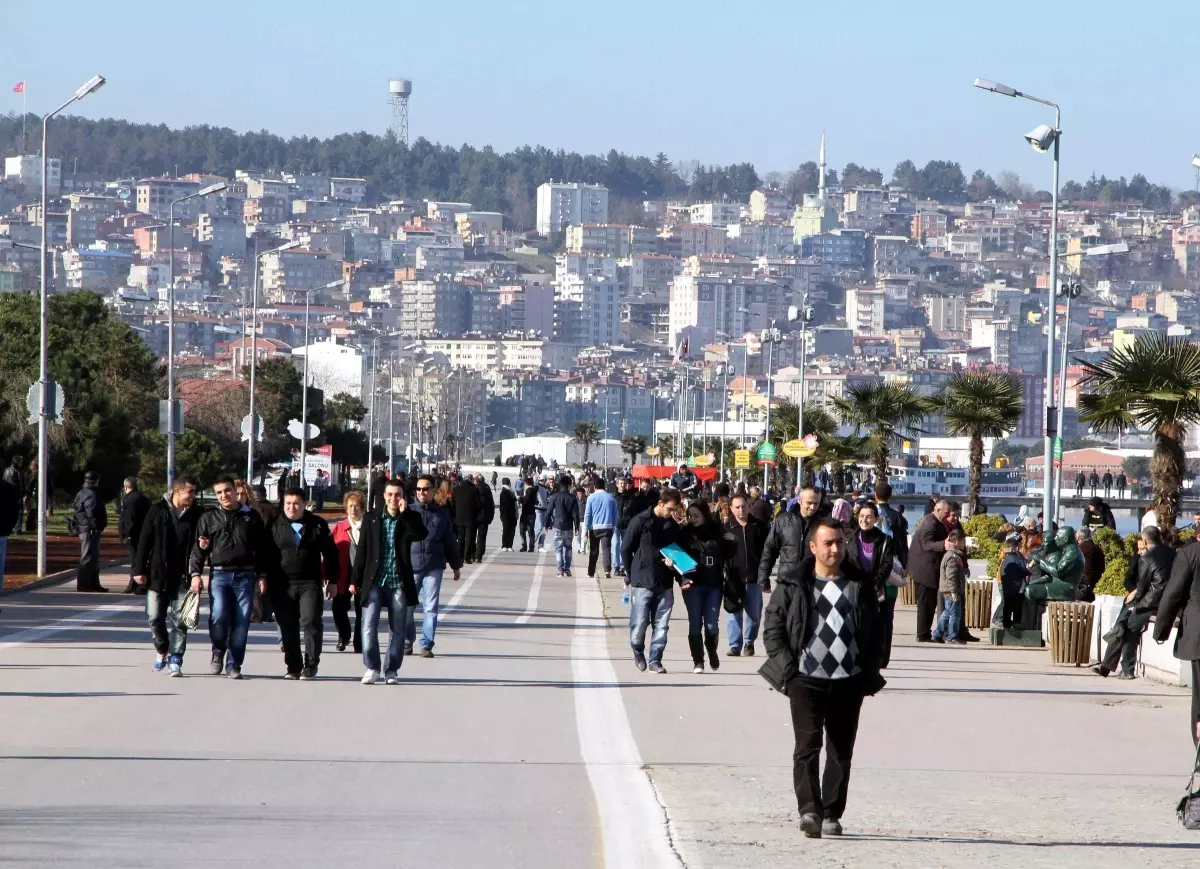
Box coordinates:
[6,0,1200,189]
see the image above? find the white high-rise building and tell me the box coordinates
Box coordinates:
[536,182,609,235]
[667,275,785,349]
[555,274,620,346]
[4,155,62,194]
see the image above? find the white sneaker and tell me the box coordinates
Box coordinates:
[384,670,399,684]
[538,547,546,553]
[361,669,379,685]
[693,664,704,674]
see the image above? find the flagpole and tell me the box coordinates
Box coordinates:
[21,84,26,153]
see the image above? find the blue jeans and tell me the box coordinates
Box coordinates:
[147,584,190,657]
[363,583,408,673]
[611,528,623,573]
[534,511,547,548]
[726,582,764,650]
[209,569,255,667]
[553,529,572,571]
[404,570,444,650]
[682,584,722,636]
[629,586,674,665]
[933,593,961,642]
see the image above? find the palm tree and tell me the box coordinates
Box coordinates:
[832,382,925,482]
[923,371,1024,515]
[1078,333,1200,528]
[770,401,840,487]
[572,421,600,464]
[655,435,676,464]
[621,434,647,466]
[813,433,869,495]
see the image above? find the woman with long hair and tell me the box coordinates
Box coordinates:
[678,499,735,674]
[844,501,898,667]
[331,490,365,653]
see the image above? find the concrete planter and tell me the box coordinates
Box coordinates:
[1073,594,1194,687]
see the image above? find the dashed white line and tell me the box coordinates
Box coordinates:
[442,549,500,615]
[515,549,547,624]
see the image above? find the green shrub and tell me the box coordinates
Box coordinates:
[964,514,1007,580]
[1095,556,1129,597]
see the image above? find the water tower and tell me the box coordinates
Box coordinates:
[388,78,412,145]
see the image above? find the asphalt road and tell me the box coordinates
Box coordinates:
[2,526,1199,868]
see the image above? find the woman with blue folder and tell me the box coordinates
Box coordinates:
[674,500,735,674]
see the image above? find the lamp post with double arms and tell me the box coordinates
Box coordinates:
[296,279,345,494]
[35,75,105,579]
[166,182,226,488]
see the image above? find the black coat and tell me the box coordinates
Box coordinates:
[0,477,20,536]
[757,508,826,586]
[877,501,909,567]
[520,486,539,520]
[118,490,151,546]
[1155,541,1200,661]
[188,504,273,578]
[762,554,883,688]
[351,508,429,605]
[476,481,495,525]
[908,513,948,590]
[725,515,769,586]
[621,507,683,593]
[133,498,204,593]
[615,490,638,530]
[268,510,339,587]
[1130,544,1175,616]
[498,487,518,524]
[681,521,735,588]
[73,484,107,533]
[452,481,482,526]
[844,526,896,592]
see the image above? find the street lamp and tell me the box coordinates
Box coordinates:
[1050,241,1129,521]
[789,300,813,485]
[296,279,345,493]
[974,76,1061,528]
[760,323,783,489]
[715,361,734,482]
[245,239,301,481]
[166,181,226,488]
[34,74,104,579]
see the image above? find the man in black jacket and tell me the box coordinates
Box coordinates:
[1095,526,1175,679]
[613,476,637,578]
[189,476,274,679]
[519,478,538,552]
[498,478,518,551]
[726,492,770,657]
[0,471,21,596]
[545,475,580,577]
[133,477,202,676]
[473,473,495,562]
[621,488,684,673]
[1155,540,1200,744]
[452,475,482,563]
[762,517,884,838]
[269,488,339,679]
[349,478,428,684]
[908,500,950,642]
[756,488,826,589]
[73,471,108,592]
[118,477,151,594]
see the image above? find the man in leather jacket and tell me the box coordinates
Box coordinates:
[757,488,826,589]
[1094,526,1175,679]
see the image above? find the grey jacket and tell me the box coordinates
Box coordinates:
[939,549,967,596]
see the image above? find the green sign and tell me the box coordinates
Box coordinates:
[756,442,777,462]
[1053,437,1063,460]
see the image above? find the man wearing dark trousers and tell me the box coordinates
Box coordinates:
[762,518,883,838]
[908,499,949,642]
[119,477,151,594]
[452,475,482,563]
[498,478,518,551]
[269,488,339,680]
[1155,536,1200,744]
[1095,527,1174,679]
[73,471,108,592]
[473,473,495,562]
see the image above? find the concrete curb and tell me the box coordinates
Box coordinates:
[0,558,130,597]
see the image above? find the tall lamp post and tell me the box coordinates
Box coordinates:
[35,74,105,580]
[167,181,226,487]
[715,361,733,482]
[760,323,783,489]
[245,239,301,481]
[974,76,1061,529]
[296,279,345,493]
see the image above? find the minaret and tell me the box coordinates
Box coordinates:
[817,132,826,203]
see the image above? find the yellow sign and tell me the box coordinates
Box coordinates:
[646,446,660,457]
[692,454,715,467]
[782,437,818,459]
[734,449,751,469]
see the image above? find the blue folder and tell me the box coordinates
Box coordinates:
[659,543,697,576]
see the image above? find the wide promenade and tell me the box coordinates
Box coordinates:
[1,529,1197,868]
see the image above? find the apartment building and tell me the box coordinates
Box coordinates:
[535,181,609,235]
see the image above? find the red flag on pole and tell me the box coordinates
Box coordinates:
[13,81,24,93]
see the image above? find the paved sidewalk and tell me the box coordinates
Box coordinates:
[605,590,1200,868]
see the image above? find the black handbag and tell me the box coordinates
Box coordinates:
[722,576,745,614]
[1178,742,1200,830]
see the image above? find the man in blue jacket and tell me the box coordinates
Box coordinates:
[583,480,619,579]
[405,474,463,658]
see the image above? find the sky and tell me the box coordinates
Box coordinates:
[6,0,1200,190]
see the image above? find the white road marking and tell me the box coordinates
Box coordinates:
[0,603,136,651]
[571,579,680,868]
[442,549,499,615]
[515,549,547,624]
